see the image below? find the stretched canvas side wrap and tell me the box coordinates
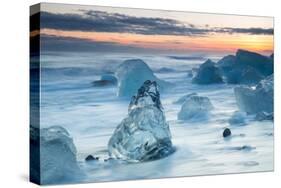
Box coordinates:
[30,2,274,185]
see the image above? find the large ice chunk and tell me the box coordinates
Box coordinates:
[238,66,264,85]
[227,66,264,85]
[115,59,171,97]
[217,55,236,74]
[108,80,174,162]
[218,49,273,84]
[235,49,273,76]
[192,59,223,84]
[178,94,214,120]
[234,74,273,115]
[40,126,81,184]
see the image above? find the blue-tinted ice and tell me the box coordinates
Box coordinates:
[108,80,174,162]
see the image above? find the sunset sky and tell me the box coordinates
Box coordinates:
[32,3,274,55]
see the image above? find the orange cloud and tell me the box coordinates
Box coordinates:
[40,28,273,55]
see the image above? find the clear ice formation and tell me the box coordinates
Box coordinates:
[178,94,214,120]
[192,59,223,84]
[234,74,273,115]
[115,59,171,98]
[108,80,174,162]
[40,126,80,184]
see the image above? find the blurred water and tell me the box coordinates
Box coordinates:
[40,52,273,183]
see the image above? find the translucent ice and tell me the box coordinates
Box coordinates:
[239,67,263,85]
[115,59,171,97]
[224,66,264,85]
[108,80,174,162]
[40,126,81,184]
[178,94,214,120]
[235,49,273,76]
[234,74,273,115]
[217,55,236,70]
[100,74,117,84]
[218,49,273,84]
[192,59,223,84]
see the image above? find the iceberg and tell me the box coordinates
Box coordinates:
[115,59,172,97]
[234,74,273,115]
[115,59,171,98]
[218,49,273,84]
[223,69,242,84]
[40,126,81,184]
[192,59,223,84]
[108,80,174,162]
[217,55,236,74]
[224,66,264,85]
[235,49,273,76]
[101,74,118,84]
[238,67,264,85]
[178,94,214,120]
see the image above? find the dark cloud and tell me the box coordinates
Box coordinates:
[38,10,273,36]
[40,35,167,53]
[40,11,207,36]
[213,27,274,35]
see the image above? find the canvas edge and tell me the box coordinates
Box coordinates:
[29,3,41,185]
